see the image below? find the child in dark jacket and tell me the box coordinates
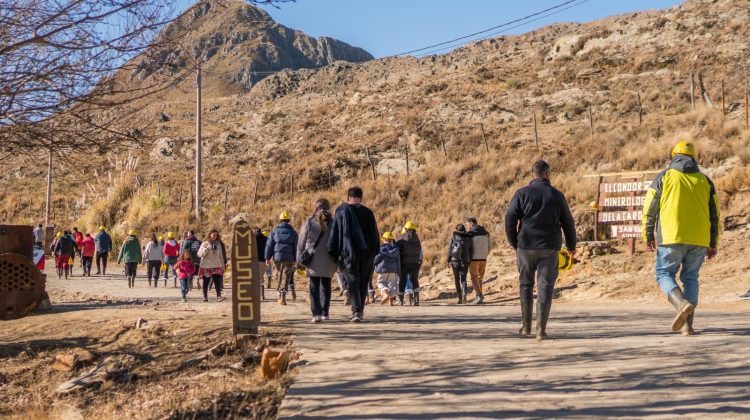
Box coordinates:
[175,251,195,302]
[374,231,400,306]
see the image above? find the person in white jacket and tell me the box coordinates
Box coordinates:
[143,234,164,287]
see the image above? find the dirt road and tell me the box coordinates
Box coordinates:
[10,270,750,418]
[280,301,750,418]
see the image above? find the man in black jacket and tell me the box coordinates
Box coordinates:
[327,186,380,322]
[505,160,576,340]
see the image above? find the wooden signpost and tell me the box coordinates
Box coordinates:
[585,170,660,254]
[231,219,261,335]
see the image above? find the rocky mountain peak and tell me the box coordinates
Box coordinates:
[131,0,373,98]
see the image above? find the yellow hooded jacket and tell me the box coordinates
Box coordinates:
[642,155,720,248]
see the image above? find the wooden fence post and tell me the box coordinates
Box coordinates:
[328,164,334,189]
[177,187,182,210]
[532,113,539,151]
[224,186,229,211]
[690,73,696,111]
[253,179,258,206]
[698,72,714,108]
[189,185,194,213]
[594,176,602,241]
[588,104,594,136]
[365,147,377,180]
[290,174,294,200]
[745,68,749,131]
[637,92,643,126]
[721,79,725,117]
[405,144,410,175]
[441,136,447,157]
[480,123,489,152]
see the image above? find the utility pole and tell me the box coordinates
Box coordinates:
[44,146,53,227]
[195,62,202,221]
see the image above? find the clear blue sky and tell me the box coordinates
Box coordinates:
[176,0,684,58]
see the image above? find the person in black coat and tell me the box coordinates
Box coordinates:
[327,186,379,322]
[253,227,268,300]
[505,160,576,341]
[447,224,474,304]
[396,222,423,306]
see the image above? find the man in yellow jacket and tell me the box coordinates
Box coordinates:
[642,141,720,336]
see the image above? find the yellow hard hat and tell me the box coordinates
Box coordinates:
[404,221,417,231]
[99,225,106,231]
[672,141,696,158]
[128,229,137,236]
[279,210,291,221]
[296,268,306,277]
[400,227,406,235]
[262,230,270,237]
[381,231,395,241]
[56,232,63,238]
[158,235,164,241]
[558,250,575,271]
[167,231,175,239]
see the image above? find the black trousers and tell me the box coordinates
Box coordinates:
[82,256,93,274]
[517,248,559,304]
[341,259,375,315]
[399,264,421,294]
[96,252,108,274]
[124,262,138,277]
[451,262,469,296]
[309,276,332,317]
[202,274,223,299]
[146,260,161,281]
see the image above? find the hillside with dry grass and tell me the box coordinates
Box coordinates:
[2,0,750,298]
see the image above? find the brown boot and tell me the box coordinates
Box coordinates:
[681,312,695,336]
[519,300,533,336]
[667,288,694,332]
[278,291,287,306]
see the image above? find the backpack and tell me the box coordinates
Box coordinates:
[449,238,463,261]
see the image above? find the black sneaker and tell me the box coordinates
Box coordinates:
[350,314,361,323]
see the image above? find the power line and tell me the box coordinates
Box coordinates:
[385,0,585,59]
[414,0,589,58]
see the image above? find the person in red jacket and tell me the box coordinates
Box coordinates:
[80,233,96,276]
[163,231,181,287]
[72,227,84,267]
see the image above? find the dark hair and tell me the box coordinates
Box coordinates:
[315,198,332,230]
[532,160,551,177]
[347,186,363,199]
[73,227,78,231]
[188,230,194,235]
[63,230,69,235]
[85,233,91,237]
[455,224,466,232]
[208,229,220,241]
[465,217,477,225]
[150,233,158,244]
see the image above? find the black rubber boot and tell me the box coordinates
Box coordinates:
[461,281,468,304]
[681,312,695,336]
[399,294,404,306]
[519,300,533,336]
[414,292,420,306]
[261,284,265,301]
[290,284,297,301]
[667,287,694,332]
[535,301,551,341]
[408,294,413,306]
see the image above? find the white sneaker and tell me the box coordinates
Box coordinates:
[311,316,321,323]
[322,315,329,321]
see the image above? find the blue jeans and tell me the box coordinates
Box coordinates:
[180,278,190,298]
[656,244,706,306]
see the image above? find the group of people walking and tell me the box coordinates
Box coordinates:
[37,141,719,338]
[43,226,112,278]
[115,229,228,302]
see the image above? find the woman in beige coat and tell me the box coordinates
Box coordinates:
[197,229,227,302]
